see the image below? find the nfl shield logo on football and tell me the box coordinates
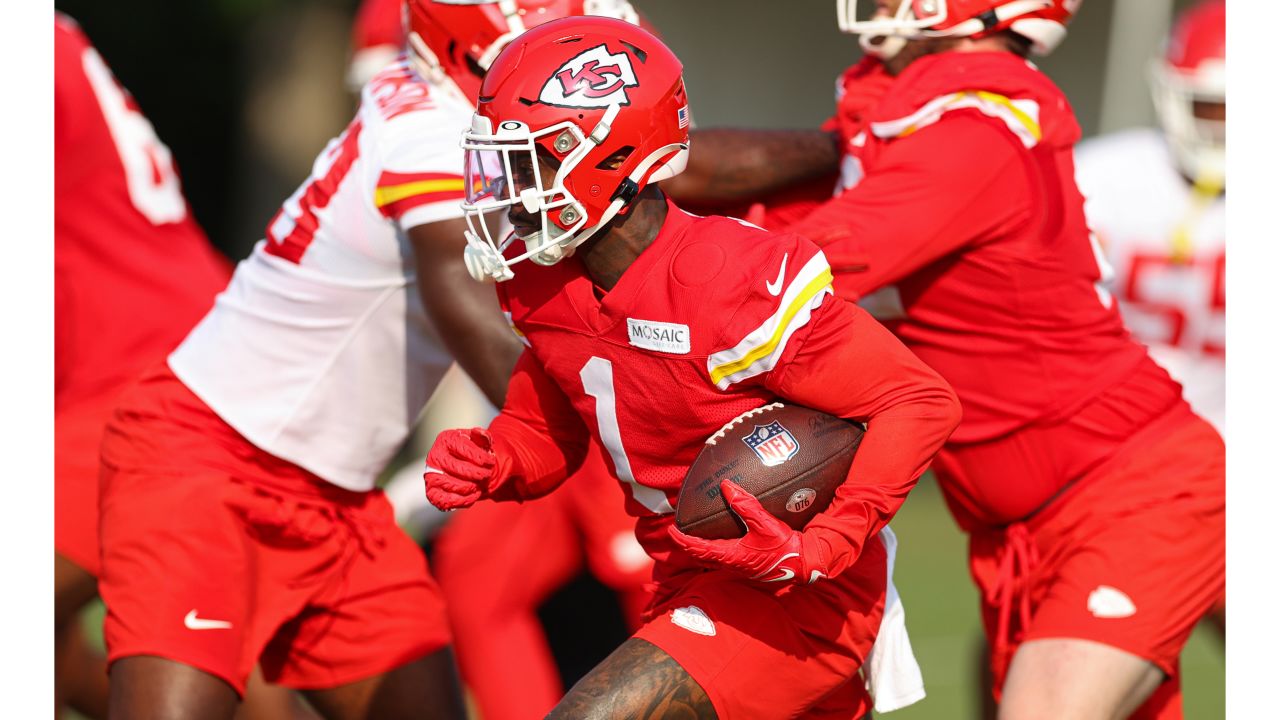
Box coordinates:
[742,421,799,467]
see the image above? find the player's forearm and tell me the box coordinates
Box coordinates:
[483,352,591,502]
[772,300,961,576]
[432,312,524,408]
[661,128,841,205]
[803,394,959,577]
[486,412,588,502]
[411,219,523,407]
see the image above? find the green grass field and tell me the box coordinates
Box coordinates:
[73,474,1223,719]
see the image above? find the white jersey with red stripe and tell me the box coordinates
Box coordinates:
[1074,128,1225,431]
[170,57,474,491]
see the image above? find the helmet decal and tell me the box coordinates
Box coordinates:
[540,45,640,108]
[457,16,689,282]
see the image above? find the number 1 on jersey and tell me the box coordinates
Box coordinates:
[580,357,674,515]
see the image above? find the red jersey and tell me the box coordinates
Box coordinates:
[788,52,1186,526]
[54,15,228,410]
[491,200,959,582]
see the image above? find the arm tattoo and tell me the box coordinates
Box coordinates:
[548,638,717,720]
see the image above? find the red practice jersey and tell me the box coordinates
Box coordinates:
[54,15,229,410]
[789,53,1186,527]
[493,200,958,582]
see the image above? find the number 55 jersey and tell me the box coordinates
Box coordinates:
[1074,128,1225,433]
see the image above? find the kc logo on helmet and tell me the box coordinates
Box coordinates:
[540,44,639,109]
[742,421,799,467]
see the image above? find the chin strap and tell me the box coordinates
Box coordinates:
[926,0,1052,40]
[546,139,690,259]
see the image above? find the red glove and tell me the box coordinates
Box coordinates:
[424,428,500,511]
[667,480,830,585]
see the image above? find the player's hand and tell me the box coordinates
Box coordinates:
[667,480,828,585]
[424,428,497,511]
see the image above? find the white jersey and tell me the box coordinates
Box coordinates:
[1074,128,1225,431]
[170,57,475,491]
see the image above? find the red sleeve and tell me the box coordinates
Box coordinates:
[767,296,961,578]
[485,351,591,502]
[787,113,1033,298]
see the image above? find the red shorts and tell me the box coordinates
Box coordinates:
[98,364,451,695]
[969,404,1224,717]
[55,389,126,576]
[635,532,890,719]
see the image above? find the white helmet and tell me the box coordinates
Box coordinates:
[1150,0,1225,184]
[835,0,1077,60]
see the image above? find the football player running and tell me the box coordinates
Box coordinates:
[94,2,634,719]
[424,16,961,718]
[350,4,658,719]
[1075,0,1225,435]
[664,1,1225,718]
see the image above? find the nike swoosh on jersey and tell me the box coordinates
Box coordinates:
[184,610,233,630]
[765,253,788,296]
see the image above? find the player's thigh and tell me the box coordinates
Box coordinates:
[263,493,454,698]
[99,466,271,695]
[300,647,464,720]
[1024,420,1223,674]
[54,552,98,630]
[548,637,714,720]
[237,667,317,720]
[999,638,1165,720]
[109,655,239,720]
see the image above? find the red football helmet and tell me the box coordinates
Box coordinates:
[1150,0,1225,183]
[349,0,406,90]
[406,0,639,102]
[836,0,1078,59]
[459,16,690,282]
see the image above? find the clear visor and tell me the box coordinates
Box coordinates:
[463,144,510,206]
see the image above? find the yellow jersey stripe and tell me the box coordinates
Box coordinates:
[971,91,1042,142]
[709,268,834,386]
[374,178,466,208]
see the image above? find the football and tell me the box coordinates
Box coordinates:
[675,403,865,540]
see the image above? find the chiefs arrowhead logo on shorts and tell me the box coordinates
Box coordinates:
[540,44,638,109]
[742,421,800,467]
